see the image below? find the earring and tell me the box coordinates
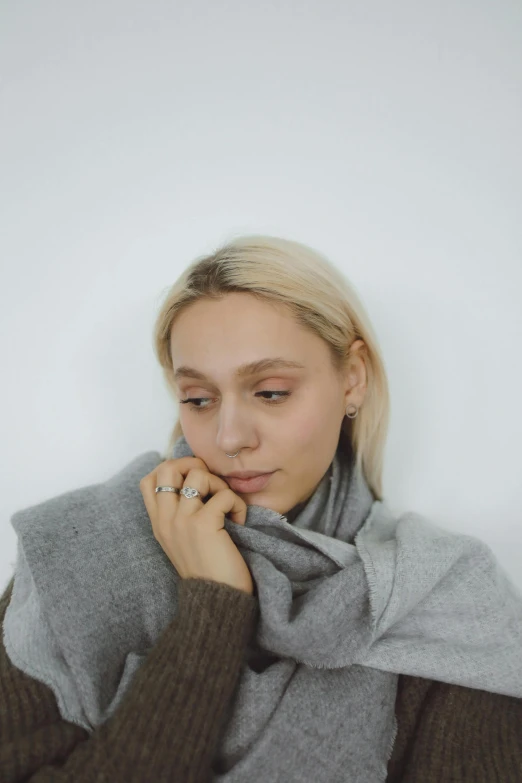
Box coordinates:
[345,404,358,419]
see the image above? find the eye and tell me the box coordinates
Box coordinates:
[179,390,292,411]
[258,390,291,403]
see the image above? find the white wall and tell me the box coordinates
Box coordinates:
[1,0,521,592]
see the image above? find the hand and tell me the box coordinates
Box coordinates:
[140,456,254,595]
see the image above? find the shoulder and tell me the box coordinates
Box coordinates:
[9,451,164,540]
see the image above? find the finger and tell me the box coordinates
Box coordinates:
[140,457,208,501]
[174,468,230,517]
[139,457,206,526]
[199,487,248,528]
[154,467,246,527]
[164,466,247,525]
[141,458,246,529]
[175,471,248,527]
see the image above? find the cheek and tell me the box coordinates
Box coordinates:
[281,408,324,447]
[282,393,343,457]
[178,416,204,449]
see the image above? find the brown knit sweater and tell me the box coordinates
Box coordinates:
[1,576,521,783]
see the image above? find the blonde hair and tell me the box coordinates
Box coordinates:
[153,235,390,501]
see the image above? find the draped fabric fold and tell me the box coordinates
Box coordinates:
[4,434,522,782]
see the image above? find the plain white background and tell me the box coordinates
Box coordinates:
[1,0,521,594]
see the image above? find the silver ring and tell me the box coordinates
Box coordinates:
[155,485,202,499]
[179,487,201,499]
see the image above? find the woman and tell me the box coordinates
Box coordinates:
[1,235,521,782]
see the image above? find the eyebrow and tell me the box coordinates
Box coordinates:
[174,357,306,383]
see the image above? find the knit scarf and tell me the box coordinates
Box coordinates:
[4,433,522,782]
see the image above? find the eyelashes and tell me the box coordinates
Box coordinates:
[179,390,292,412]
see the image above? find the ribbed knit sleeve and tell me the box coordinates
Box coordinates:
[386,673,522,782]
[0,575,258,783]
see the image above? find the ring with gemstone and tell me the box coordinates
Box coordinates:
[179,487,201,499]
[155,485,202,499]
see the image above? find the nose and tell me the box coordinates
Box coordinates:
[215,396,256,456]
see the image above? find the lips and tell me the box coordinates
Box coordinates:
[224,472,275,493]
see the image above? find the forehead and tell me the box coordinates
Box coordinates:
[170,294,327,378]
[171,294,302,348]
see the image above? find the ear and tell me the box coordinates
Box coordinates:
[343,340,368,406]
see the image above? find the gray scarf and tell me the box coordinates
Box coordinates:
[4,433,522,782]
